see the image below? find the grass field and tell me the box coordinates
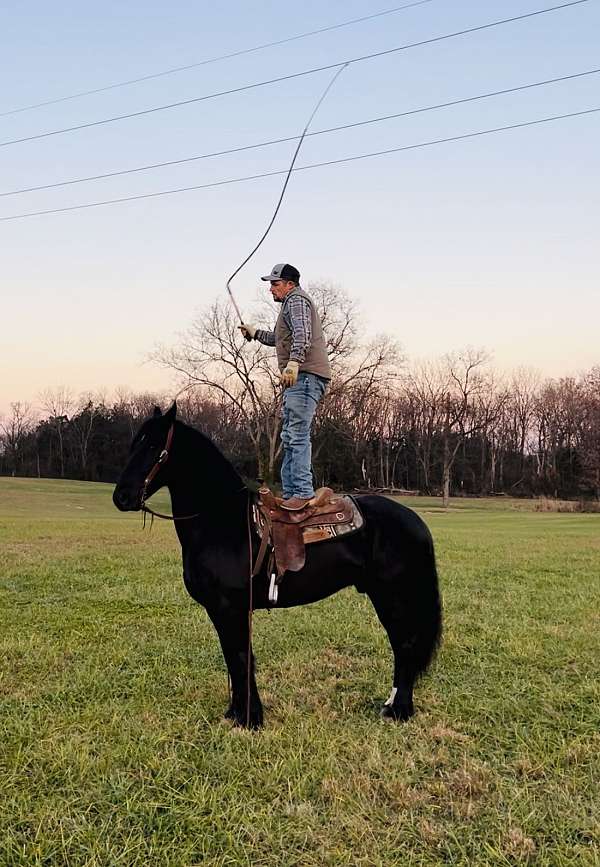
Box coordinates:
[1,477,598,866]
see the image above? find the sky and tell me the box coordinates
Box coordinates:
[2,0,599,416]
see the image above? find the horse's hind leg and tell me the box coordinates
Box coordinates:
[368,587,418,721]
[367,554,441,721]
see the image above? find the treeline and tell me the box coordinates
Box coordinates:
[2,285,598,500]
[2,362,599,501]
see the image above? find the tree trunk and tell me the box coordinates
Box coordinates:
[442,465,451,508]
[58,428,65,477]
[480,432,487,495]
[489,444,497,493]
[442,436,451,508]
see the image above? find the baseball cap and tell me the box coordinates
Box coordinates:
[261,263,300,283]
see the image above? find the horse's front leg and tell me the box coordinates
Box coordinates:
[208,605,263,730]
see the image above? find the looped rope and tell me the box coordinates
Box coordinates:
[225,62,348,322]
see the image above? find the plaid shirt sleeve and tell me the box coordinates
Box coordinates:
[285,294,312,363]
[254,328,275,346]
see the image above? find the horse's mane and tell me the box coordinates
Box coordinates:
[174,418,245,491]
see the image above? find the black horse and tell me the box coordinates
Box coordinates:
[113,403,442,729]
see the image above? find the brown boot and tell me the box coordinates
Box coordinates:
[280,496,312,511]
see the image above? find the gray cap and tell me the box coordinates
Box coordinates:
[261,263,300,283]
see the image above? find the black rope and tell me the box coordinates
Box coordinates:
[225,62,348,322]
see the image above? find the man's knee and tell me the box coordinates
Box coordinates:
[284,417,311,442]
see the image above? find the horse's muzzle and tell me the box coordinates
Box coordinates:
[112,486,141,512]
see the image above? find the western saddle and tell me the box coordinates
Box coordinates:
[252,486,363,604]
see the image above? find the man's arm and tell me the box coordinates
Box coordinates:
[254,328,276,346]
[285,294,312,363]
[239,324,275,345]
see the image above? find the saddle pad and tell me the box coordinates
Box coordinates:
[299,497,364,543]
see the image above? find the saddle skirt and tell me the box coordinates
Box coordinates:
[252,486,364,580]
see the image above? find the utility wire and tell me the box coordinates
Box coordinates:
[0,2,433,118]
[1,67,597,198]
[1,106,597,223]
[0,0,589,150]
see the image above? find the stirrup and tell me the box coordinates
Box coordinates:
[268,573,279,605]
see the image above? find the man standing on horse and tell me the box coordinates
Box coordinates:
[240,263,331,510]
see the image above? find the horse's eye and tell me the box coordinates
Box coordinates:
[131,433,146,452]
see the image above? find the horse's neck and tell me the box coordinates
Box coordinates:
[168,423,246,523]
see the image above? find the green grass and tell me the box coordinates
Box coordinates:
[1,477,599,866]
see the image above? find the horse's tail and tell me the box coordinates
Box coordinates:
[370,504,443,679]
[411,536,442,678]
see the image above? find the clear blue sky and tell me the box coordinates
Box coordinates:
[2,0,599,413]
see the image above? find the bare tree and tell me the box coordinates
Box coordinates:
[0,402,34,476]
[439,349,491,507]
[406,351,491,505]
[404,360,448,494]
[153,300,282,480]
[38,387,73,477]
[472,370,509,495]
[579,366,600,499]
[153,285,401,484]
[70,393,104,479]
[509,368,540,480]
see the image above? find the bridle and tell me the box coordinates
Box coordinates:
[139,423,202,522]
[141,423,173,500]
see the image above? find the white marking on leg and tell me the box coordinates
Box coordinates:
[384,686,397,707]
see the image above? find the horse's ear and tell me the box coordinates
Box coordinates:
[153,406,162,418]
[164,401,177,423]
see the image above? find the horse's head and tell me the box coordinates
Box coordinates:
[113,402,177,512]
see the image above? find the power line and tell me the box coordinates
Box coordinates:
[0,0,589,150]
[1,107,597,223]
[1,67,597,198]
[0,1,433,118]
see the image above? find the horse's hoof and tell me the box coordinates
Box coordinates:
[229,705,264,730]
[232,715,263,731]
[380,702,414,722]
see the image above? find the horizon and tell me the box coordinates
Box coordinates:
[2,329,597,420]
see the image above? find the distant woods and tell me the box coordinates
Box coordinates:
[2,284,599,502]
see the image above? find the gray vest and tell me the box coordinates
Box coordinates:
[275,287,332,380]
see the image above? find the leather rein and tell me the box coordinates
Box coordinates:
[140,419,256,727]
[140,423,203,523]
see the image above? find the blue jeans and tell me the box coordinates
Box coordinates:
[280,372,327,499]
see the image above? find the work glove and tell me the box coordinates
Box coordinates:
[239,323,257,341]
[280,360,299,388]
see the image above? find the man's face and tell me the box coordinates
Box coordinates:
[269,280,296,303]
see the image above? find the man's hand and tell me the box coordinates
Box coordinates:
[280,360,299,388]
[238,323,257,341]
